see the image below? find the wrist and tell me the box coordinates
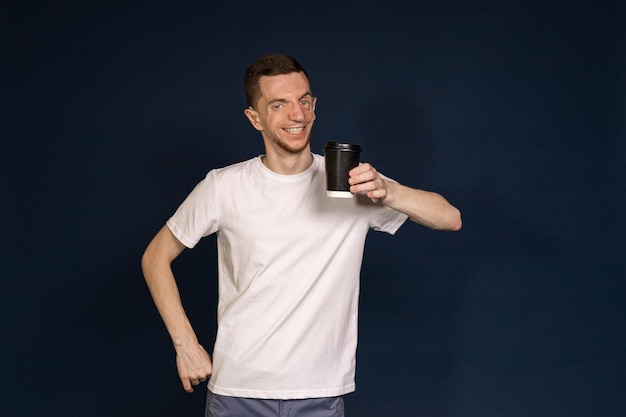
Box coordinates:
[170,325,198,349]
[382,180,398,205]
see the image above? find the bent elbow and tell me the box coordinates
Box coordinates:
[449,214,462,231]
[436,207,462,231]
[448,208,462,231]
[140,248,153,276]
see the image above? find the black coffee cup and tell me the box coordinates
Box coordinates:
[323,141,362,198]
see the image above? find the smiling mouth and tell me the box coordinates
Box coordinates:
[283,127,305,134]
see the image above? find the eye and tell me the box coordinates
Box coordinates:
[272,103,284,110]
[300,99,310,106]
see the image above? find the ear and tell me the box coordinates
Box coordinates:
[311,97,317,113]
[244,107,263,132]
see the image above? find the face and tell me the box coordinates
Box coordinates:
[244,72,316,155]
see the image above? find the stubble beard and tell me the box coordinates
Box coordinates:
[271,130,312,155]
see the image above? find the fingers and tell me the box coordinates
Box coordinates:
[182,375,209,393]
[348,163,371,188]
[176,346,213,393]
[182,378,194,393]
[348,163,387,201]
[181,372,210,393]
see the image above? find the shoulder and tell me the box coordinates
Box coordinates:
[312,153,325,172]
[208,156,262,180]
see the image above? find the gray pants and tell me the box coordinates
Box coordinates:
[205,390,345,417]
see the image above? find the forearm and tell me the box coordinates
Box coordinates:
[141,227,198,347]
[142,260,198,346]
[384,180,462,231]
[141,226,213,392]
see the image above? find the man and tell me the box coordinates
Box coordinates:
[141,53,461,417]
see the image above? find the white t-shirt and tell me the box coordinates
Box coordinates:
[166,153,407,399]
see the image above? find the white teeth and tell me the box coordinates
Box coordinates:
[284,127,304,134]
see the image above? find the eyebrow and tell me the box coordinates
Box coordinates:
[267,92,314,106]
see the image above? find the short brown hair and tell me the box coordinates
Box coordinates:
[244,53,310,108]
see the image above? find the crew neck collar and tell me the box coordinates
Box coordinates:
[255,153,319,181]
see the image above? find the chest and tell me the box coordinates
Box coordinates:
[218,173,364,247]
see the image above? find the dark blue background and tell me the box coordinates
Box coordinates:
[3,1,625,416]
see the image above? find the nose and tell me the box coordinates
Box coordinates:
[288,103,305,122]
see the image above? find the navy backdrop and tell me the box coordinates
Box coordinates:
[3,1,625,416]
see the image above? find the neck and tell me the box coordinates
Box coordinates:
[262,149,314,175]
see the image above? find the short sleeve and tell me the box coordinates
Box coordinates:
[358,172,409,235]
[166,170,220,249]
